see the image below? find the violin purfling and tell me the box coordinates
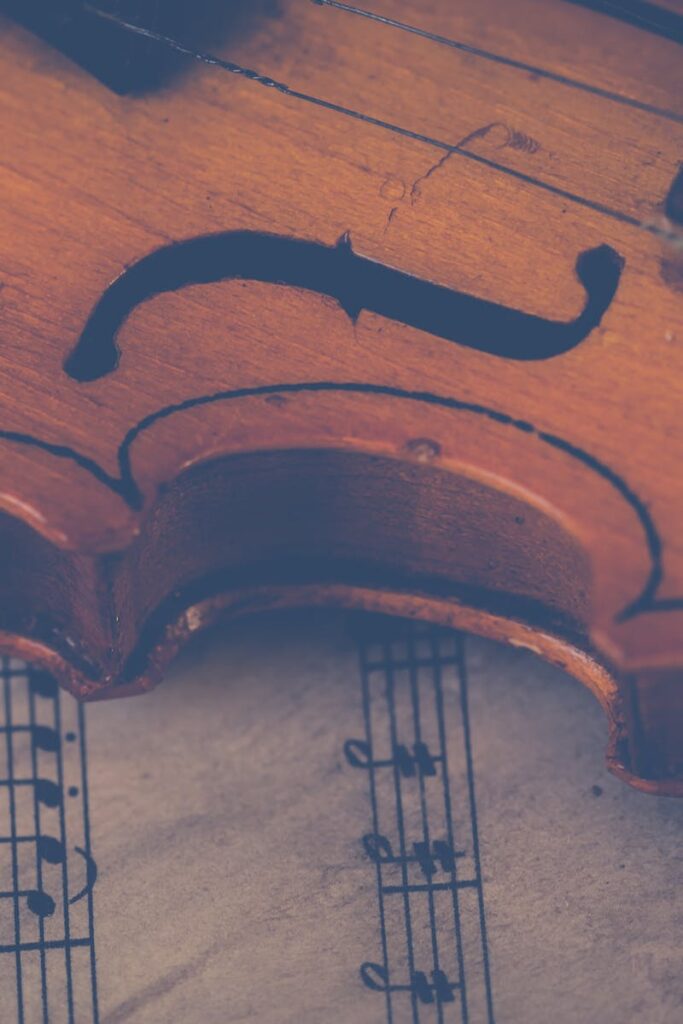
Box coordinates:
[0,0,682,794]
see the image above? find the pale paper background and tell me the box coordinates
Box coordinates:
[1,610,681,1022]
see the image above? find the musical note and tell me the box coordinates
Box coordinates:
[35,778,61,807]
[1,833,96,903]
[362,832,464,879]
[26,890,56,918]
[344,738,441,777]
[360,962,459,1004]
[69,846,98,905]
[37,835,66,865]
[0,936,93,955]
[0,833,66,856]
[0,657,100,1020]
[0,723,60,752]
[29,672,59,699]
[0,774,61,806]
[0,888,55,918]
[31,724,60,752]
[0,777,62,807]
[0,837,99,905]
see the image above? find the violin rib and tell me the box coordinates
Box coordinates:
[0,0,681,794]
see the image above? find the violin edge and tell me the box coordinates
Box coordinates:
[0,580,680,795]
[1,437,682,797]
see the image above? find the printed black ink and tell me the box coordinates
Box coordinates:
[351,626,495,1022]
[0,659,100,1020]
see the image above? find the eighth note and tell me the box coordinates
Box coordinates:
[0,778,61,807]
[69,846,98,905]
[0,887,55,918]
[31,724,60,752]
[344,739,441,777]
[29,672,59,699]
[35,778,61,807]
[362,833,464,879]
[0,724,60,751]
[37,835,66,864]
[360,962,460,1004]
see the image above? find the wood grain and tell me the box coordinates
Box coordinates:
[0,0,681,792]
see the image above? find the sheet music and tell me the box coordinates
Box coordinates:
[0,611,681,1023]
[351,628,492,1023]
[0,661,97,1023]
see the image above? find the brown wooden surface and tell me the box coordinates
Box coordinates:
[0,0,681,792]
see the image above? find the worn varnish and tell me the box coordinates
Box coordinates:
[0,0,681,792]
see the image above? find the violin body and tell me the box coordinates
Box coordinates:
[0,0,682,793]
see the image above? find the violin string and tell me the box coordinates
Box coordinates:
[81,3,683,252]
[312,0,683,125]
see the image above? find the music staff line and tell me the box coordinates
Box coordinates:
[361,960,461,1004]
[0,938,92,956]
[362,827,481,909]
[364,656,460,673]
[344,738,443,778]
[350,628,486,1024]
[408,631,467,1024]
[350,626,493,1024]
[382,880,480,896]
[362,831,466,874]
[0,779,64,794]
[0,844,96,905]
[0,658,100,1024]
[355,651,462,1024]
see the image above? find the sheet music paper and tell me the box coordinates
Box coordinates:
[1,610,681,1023]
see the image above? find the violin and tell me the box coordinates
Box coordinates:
[0,0,681,795]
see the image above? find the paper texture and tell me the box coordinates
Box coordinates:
[1,610,681,1022]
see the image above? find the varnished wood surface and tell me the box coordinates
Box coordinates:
[0,0,681,791]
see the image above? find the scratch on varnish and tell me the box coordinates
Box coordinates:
[410,150,456,203]
[409,122,540,206]
[383,205,399,235]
